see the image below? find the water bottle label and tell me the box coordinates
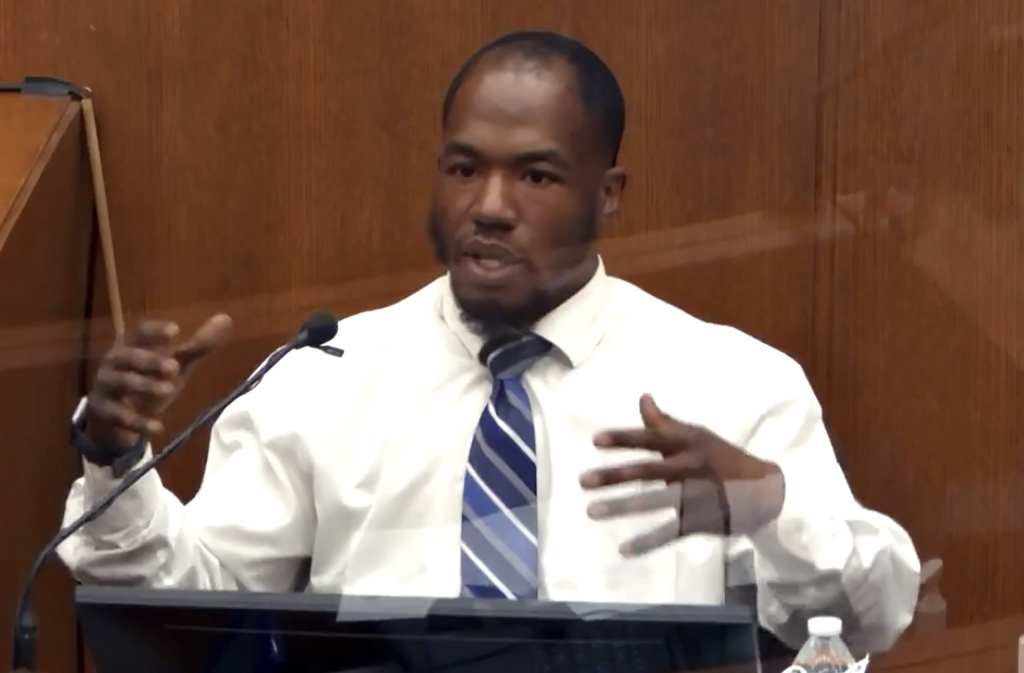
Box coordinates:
[781,654,870,673]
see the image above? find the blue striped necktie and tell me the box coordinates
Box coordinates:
[461,333,552,599]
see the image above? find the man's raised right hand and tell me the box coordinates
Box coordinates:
[84,313,233,454]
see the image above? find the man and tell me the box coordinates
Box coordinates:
[58,31,919,652]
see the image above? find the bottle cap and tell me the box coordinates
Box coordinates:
[808,616,842,637]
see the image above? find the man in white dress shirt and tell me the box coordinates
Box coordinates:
[58,31,920,652]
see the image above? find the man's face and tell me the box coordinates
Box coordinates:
[429,58,623,331]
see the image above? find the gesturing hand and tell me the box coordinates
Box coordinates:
[580,394,785,556]
[85,314,234,454]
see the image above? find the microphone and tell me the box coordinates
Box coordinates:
[294,311,339,349]
[11,311,339,672]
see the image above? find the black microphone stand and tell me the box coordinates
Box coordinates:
[11,312,337,671]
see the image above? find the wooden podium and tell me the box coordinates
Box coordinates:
[0,91,96,672]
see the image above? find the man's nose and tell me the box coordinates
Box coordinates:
[471,172,516,231]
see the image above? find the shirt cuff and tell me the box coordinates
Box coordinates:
[82,446,162,542]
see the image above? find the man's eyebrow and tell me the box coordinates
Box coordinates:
[441,142,571,170]
[441,141,481,158]
[512,149,570,170]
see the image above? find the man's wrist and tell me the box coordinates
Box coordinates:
[753,462,786,528]
[70,399,147,477]
[725,460,786,535]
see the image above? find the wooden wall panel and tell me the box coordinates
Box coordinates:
[818,0,1024,627]
[872,614,1024,672]
[0,97,93,673]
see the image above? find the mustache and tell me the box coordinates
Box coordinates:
[425,208,599,265]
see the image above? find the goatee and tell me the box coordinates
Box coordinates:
[425,205,598,337]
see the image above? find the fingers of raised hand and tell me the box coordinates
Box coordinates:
[618,518,679,557]
[107,346,180,379]
[638,393,674,429]
[174,314,233,371]
[580,452,704,489]
[95,367,177,403]
[610,480,730,556]
[87,395,164,436]
[594,421,701,456]
[587,483,682,520]
[126,320,179,348]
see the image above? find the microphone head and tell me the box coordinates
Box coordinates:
[295,311,338,348]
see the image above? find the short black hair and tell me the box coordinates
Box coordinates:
[442,31,625,166]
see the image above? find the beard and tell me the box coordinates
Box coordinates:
[426,204,598,337]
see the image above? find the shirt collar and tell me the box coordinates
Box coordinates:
[440,257,610,369]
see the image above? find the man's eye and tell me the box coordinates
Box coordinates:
[525,170,557,185]
[447,164,476,178]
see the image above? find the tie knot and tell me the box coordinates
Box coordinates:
[481,333,552,380]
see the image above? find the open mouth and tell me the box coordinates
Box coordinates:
[456,241,524,284]
[464,252,514,270]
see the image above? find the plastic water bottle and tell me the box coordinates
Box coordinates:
[784,616,857,673]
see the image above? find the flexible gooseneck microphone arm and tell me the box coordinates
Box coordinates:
[11,311,339,671]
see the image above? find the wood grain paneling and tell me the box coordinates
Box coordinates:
[872,614,1024,672]
[818,0,1024,627]
[0,95,68,248]
[0,96,93,673]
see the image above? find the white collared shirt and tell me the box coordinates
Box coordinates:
[58,261,920,651]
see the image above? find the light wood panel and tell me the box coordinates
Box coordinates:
[0,94,93,673]
[872,614,1024,672]
[818,0,1024,626]
[0,95,69,248]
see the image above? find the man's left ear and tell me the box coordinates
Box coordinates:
[599,167,628,217]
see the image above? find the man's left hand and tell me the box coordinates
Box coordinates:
[580,394,785,556]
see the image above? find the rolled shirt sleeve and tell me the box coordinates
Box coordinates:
[728,363,921,653]
[56,372,317,593]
